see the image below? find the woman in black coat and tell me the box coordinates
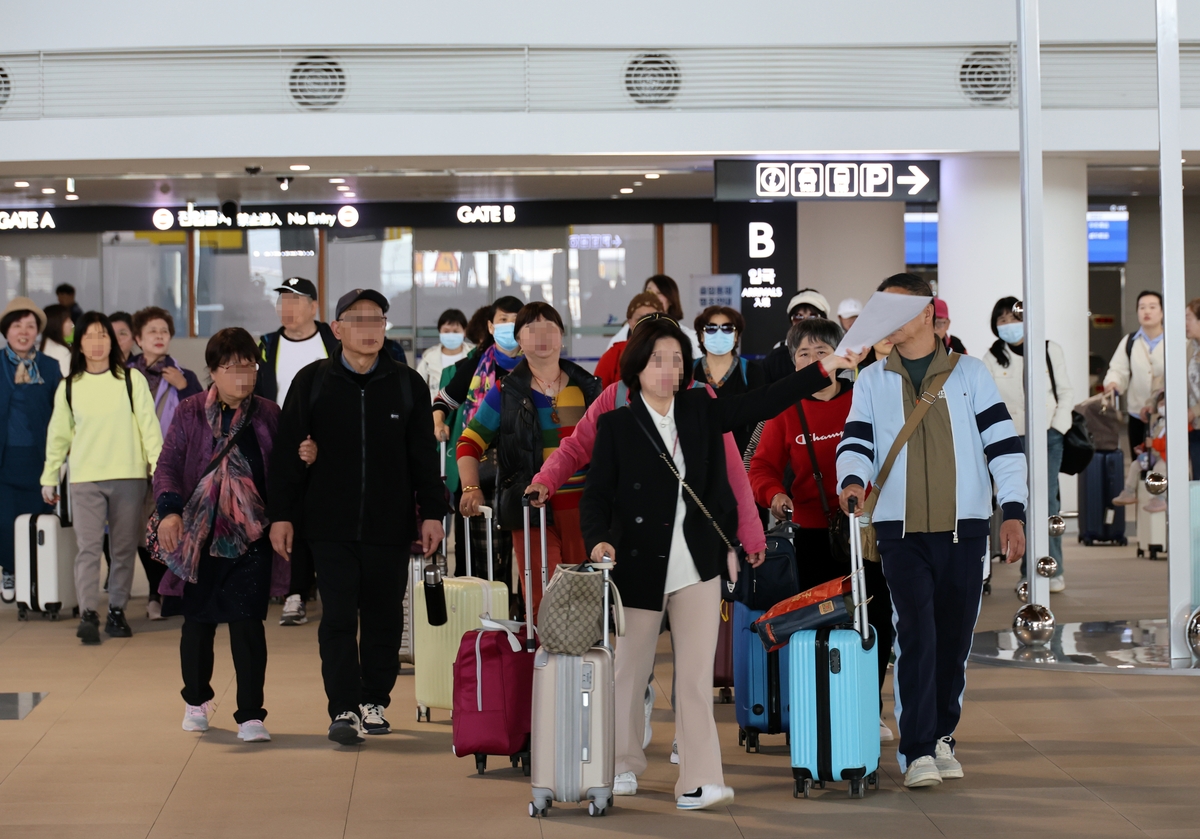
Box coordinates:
[580,315,860,811]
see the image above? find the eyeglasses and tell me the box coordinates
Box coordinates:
[702,323,737,335]
[340,315,387,326]
[217,363,258,375]
[634,312,678,328]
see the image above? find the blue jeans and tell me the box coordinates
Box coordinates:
[1018,430,1064,577]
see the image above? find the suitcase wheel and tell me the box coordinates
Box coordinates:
[529,801,550,818]
[416,705,430,723]
[738,728,746,747]
[46,605,60,621]
[17,605,28,621]
[983,581,991,596]
[521,753,530,777]
[510,755,519,769]
[867,772,878,790]
[848,779,866,799]
[716,687,733,705]
[745,731,760,753]
[72,606,79,617]
[475,754,486,775]
[794,778,812,799]
[588,801,607,817]
[1118,537,1128,547]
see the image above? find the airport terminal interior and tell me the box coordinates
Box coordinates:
[4,1,1200,836]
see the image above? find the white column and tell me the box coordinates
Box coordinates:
[1043,157,1090,515]
[796,201,905,310]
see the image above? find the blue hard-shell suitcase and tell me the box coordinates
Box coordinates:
[788,498,879,799]
[733,600,790,752]
[1077,449,1127,546]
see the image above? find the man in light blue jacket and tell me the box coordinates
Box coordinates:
[837,274,1027,789]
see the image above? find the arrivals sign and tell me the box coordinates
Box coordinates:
[715,159,940,202]
[717,202,797,357]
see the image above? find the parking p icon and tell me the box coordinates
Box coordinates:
[860,163,893,197]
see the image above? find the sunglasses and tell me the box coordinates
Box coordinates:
[702,323,737,335]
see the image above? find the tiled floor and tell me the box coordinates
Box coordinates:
[2,539,1197,839]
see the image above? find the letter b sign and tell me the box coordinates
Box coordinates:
[748,222,775,258]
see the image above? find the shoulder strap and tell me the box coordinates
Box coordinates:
[1125,331,1138,363]
[614,380,628,407]
[739,356,748,383]
[308,359,330,414]
[795,402,832,520]
[1045,341,1058,402]
[865,354,961,514]
[124,368,134,411]
[65,375,72,412]
[201,399,256,480]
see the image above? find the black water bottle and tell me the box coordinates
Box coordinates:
[423,563,448,626]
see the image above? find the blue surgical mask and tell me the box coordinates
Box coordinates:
[997,323,1024,345]
[704,330,737,356]
[439,331,465,351]
[493,322,519,352]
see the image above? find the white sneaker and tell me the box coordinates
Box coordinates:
[642,684,655,749]
[677,784,734,810]
[934,736,963,779]
[237,720,271,742]
[182,701,213,732]
[1,570,14,603]
[359,703,390,735]
[670,739,679,764]
[879,719,894,742]
[613,771,638,796]
[1049,575,1066,593]
[328,711,365,745]
[904,755,942,788]
[146,599,163,620]
[280,594,307,626]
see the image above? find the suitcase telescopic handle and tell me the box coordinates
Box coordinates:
[847,497,870,643]
[478,505,494,582]
[440,440,447,480]
[601,556,612,652]
[522,493,537,651]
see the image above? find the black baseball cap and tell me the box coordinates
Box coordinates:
[335,288,389,320]
[275,277,317,300]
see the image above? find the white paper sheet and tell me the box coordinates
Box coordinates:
[835,293,933,356]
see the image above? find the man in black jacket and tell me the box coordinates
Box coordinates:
[268,288,446,746]
[256,277,340,627]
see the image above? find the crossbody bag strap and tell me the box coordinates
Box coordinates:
[864,355,960,515]
[200,398,256,481]
[794,401,831,520]
[632,410,735,551]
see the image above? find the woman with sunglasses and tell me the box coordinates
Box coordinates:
[693,305,765,456]
[580,317,862,810]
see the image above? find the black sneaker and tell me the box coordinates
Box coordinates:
[328,711,365,745]
[359,703,390,735]
[77,610,101,645]
[105,607,133,638]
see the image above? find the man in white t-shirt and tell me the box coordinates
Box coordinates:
[255,276,339,627]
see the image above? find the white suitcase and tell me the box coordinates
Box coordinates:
[402,442,455,667]
[1136,481,1167,560]
[414,505,507,721]
[15,511,78,621]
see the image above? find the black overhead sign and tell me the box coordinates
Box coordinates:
[715,159,940,202]
[0,199,718,234]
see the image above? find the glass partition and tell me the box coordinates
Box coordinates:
[100,232,187,326]
[567,224,656,361]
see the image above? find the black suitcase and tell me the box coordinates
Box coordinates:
[1077,449,1127,546]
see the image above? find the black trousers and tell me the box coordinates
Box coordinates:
[311,541,406,720]
[287,534,316,599]
[180,617,268,723]
[793,526,893,704]
[878,532,987,770]
[138,547,167,603]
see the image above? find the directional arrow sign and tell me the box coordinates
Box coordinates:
[715,159,939,202]
[896,165,931,196]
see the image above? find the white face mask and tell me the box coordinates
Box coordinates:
[997,323,1024,345]
[439,331,465,351]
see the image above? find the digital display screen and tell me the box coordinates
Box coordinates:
[904,212,938,265]
[1087,205,1129,264]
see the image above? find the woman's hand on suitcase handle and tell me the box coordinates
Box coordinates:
[460,488,483,517]
[745,548,765,568]
[298,435,317,466]
[999,519,1026,564]
[839,484,866,516]
[433,413,450,442]
[770,493,794,522]
[270,521,294,561]
[41,485,58,506]
[158,514,183,553]
[525,482,549,508]
[591,542,616,564]
[420,519,445,557]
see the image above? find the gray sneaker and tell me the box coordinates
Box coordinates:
[280,594,307,626]
[934,736,963,779]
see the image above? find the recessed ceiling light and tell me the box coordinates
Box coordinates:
[65,194,79,201]
[14,181,29,188]
[337,185,351,191]
[645,173,660,179]
[328,178,346,184]
[41,188,56,194]
[290,164,311,171]
[343,192,356,198]
[633,181,643,186]
[620,188,634,194]
[611,194,619,199]
[1131,191,1140,196]
[1130,166,1148,172]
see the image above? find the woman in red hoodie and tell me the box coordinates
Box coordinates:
[748,317,895,743]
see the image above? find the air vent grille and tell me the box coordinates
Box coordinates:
[288,56,346,111]
[959,49,1014,105]
[623,52,681,106]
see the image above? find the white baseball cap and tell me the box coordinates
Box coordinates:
[837,298,864,318]
[786,289,831,318]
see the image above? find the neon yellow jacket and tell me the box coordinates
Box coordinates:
[40,369,164,486]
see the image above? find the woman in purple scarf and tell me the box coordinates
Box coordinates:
[127,306,202,619]
[153,328,298,743]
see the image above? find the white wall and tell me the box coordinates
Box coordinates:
[796,201,906,312]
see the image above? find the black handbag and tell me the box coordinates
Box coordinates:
[794,403,853,564]
[723,521,802,610]
[1047,346,1096,475]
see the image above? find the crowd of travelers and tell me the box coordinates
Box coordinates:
[0,271,1182,802]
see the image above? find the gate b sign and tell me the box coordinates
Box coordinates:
[715,159,939,202]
